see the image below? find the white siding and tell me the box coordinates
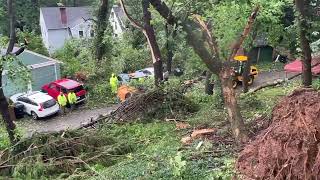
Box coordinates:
[39,10,49,50]
[70,20,95,38]
[109,8,124,37]
[47,29,70,54]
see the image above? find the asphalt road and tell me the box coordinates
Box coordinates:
[248,70,299,90]
[16,104,118,137]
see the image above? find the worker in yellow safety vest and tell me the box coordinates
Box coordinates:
[109,73,119,94]
[57,91,67,114]
[67,90,77,111]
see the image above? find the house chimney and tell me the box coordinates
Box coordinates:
[58,5,67,25]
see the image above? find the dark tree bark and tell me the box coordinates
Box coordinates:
[2,0,17,144]
[165,24,176,74]
[204,71,213,95]
[142,0,163,85]
[219,67,247,140]
[295,0,312,87]
[94,0,109,63]
[6,0,16,55]
[149,0,259,142]
[120,0,164,86]
[242,51,253,93]
[243,29,257,93]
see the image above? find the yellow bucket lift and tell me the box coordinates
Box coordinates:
[232,55,258,88]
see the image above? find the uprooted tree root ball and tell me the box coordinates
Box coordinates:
[237,88,320,179]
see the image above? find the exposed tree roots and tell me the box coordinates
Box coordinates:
[236,88,320,179]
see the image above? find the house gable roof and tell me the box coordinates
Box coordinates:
[113,5,125,22]
[1,47,61,66]
[40,6,92,30]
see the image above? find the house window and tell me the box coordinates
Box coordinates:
[90,30,94,37]
[79,30,84,38]
[114,22,117,30]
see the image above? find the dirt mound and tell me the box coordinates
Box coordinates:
[236,88,320,179]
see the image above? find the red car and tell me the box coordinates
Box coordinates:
[41,79,87,104]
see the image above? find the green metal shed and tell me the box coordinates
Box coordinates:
[2,48,61,97]
[250,46,274,64]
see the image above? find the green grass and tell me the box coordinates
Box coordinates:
[53,122,234,180]
[0,80,303,179]
[0,126,10,150]
[240,81,300,120]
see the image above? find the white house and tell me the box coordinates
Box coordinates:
[110,5,126,38]
[40,5,125,54]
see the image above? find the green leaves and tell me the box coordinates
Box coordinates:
[17,32,48,56]
[170,152,187,177]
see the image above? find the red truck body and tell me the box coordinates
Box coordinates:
[41,79,87,103]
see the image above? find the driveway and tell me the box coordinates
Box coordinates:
[17,105,118,137]
[249,70,299,89]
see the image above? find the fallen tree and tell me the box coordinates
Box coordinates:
[237,88,320,179]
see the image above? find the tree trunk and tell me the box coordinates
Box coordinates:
[205,71,213,95]
[165,24,175,74]
[94,0,109,63]
[142,0,163,85]
[6,0,16,55]
[243,29,257,93]
[0,72,16,143]
[242,50,254,93]
[2,0,17,144]
[219,67,247,141]
[213,75,224,107]
[119,0,164,86]
[295,0,312,87]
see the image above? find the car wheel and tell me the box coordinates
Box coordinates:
[31,111,38,120]
[232,80,238,88]
[248,76,254,85]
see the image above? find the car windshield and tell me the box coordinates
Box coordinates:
[42,99,56,109]
[71,85,84,93]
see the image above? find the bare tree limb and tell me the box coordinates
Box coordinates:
[82,17,97,23]
[228,6,260,61]
[193,15,220,59]
[119,0,144,31]
[6,0,16,55]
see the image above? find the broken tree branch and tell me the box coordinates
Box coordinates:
[228,6,260,61]
[119,0,144,30]
[193,15,220,60]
